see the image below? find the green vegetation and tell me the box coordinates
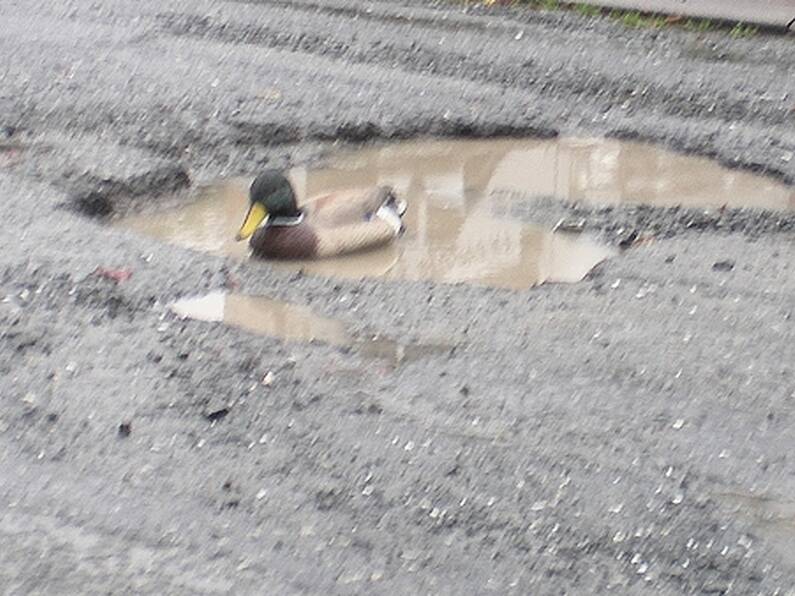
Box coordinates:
[574,3,600,18]
[729,22,758,38]
[615,10,667,29]
[684,18,715,33]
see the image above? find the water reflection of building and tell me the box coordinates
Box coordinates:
[293,140,544,285]
[224,294,350,344]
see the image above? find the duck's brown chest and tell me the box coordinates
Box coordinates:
[250,222,319,259]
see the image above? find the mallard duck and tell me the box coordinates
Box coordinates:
[235,170,406,259]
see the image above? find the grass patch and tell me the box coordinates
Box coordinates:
[504,0,560,9]
[574,3,600,18]
[615,10,667,29]
[684,18,715,33]
[729,22,758,38]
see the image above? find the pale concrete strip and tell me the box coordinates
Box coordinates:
[575,0,795,30]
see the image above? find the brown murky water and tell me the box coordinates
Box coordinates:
[118,136,794,289]
[121,175,611,288]
[170,291,453,365]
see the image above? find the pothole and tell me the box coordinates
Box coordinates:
[170,291,454,365]
[117,136,793,289]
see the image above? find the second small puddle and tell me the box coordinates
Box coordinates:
[171,291,453,365]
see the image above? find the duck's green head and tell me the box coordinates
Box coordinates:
[236,170,299,241]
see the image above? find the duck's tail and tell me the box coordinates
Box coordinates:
[385,188,407,217]
[377,188,407,235]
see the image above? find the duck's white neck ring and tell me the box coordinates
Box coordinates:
[268,211,305,227]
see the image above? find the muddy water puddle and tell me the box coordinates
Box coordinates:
[124,175,613,289]
[118,136,793,289]
[171,291,453,365]
[121,178,611,288]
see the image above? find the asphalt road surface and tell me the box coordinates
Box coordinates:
[0,0,794,593]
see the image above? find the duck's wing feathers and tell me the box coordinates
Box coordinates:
[314,218,399,258]
[304,186,395,226]
[250,217,399,259]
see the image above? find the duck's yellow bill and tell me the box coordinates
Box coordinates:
[235,202,268,241]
